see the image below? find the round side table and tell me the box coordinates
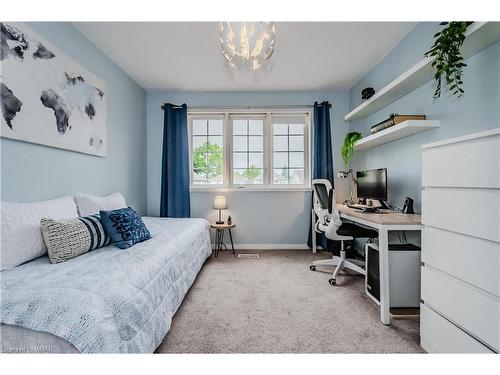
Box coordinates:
[210,223,236,257]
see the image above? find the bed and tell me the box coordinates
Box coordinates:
[1,217,211,353]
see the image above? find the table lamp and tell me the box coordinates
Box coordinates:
[337,169,357,204]
[213,195,227,224]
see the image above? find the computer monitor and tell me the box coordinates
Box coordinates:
[356,168,387,201]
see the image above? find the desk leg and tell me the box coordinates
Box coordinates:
[378,228,390,325]
[311,209,317,254]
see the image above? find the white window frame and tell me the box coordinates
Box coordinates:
[188,114,226,187]
[188,108,311,192]
[270,113,311,188]
[230,113,267,187]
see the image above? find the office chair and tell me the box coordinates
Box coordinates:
[309,179,378,286]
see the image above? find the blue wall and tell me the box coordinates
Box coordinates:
[349,23,500,213]
[5,22,496,247]
[0,23,148,213]
[146,90,350,245]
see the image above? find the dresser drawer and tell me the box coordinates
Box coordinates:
[422,131,500,188]
[422,188,500,242]
[421,266,500,352]
[422,227,500,297]
[420,304,494,353]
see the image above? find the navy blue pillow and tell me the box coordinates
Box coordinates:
[100,207,151,249]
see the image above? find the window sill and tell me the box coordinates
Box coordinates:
[190,187,312,193]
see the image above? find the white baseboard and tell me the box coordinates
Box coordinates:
[211,243,313,250]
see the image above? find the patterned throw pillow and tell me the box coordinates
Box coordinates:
[99,207,151,249]
[41,215,112,264]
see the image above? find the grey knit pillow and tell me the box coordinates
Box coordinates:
[41,215,112,264]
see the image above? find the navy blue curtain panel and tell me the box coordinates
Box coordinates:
[160,103,190,218]
[308,101,334,249]
[312,101,334,182]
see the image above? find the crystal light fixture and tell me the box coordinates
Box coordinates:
[219,22,276,71]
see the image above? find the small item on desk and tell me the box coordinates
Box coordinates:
[227,216,232,225]
[402,197,415,214]
[361,206,378,213]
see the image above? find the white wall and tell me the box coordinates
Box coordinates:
[146,90,350,246]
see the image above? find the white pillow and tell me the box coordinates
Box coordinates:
[1,196,78,271]
[74,193,127,217]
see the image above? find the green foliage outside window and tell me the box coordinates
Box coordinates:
[193,142,262,183]
[240,165,261,181]
[192,142,223,181]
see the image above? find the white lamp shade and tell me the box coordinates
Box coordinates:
[213,195,227,209]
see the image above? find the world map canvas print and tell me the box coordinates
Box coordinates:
[0,22,107,156]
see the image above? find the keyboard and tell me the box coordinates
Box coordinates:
[347,204,379,213]
[347,203,367,210]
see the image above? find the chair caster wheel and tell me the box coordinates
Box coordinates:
[328,278,336,286]
[309,265,316,271]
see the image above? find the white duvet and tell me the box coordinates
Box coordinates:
[0,217,211,353]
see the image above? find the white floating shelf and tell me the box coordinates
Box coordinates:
[345,22,500,122]
[355,120,440,150]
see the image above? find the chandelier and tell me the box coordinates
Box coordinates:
[219,22,276,71]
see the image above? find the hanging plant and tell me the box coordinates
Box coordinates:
[425,22,473,99]
[342,132,362,168]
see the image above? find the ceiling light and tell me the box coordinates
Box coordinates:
[219,22,276,71]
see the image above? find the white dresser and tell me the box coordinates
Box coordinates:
[420,128,500,354]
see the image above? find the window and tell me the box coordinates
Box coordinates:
[189,109,310,190]
[272,117,306,185]
[231,116,264,185]
[190,116,224,185]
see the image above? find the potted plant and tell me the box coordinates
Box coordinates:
[342,132,362,168]
[425,22,473,99]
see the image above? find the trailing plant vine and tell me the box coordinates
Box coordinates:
[342,132,362,168]
[425,22,472,99]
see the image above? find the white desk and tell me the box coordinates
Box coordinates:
[314,204,422,325]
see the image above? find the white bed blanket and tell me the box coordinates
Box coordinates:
[1,217,211,353]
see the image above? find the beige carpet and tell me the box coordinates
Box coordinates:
[156,250,423,353]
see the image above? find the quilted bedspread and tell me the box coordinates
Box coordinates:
[0,217,211,353]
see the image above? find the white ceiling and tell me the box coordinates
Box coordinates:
[74,22,416,91]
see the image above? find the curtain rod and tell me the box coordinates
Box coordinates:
[160,103,332,110]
